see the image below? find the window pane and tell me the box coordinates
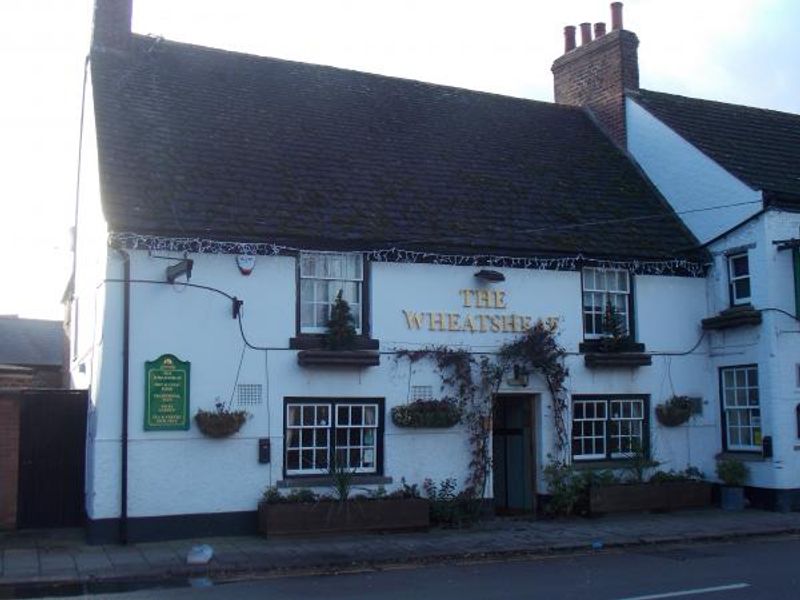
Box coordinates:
[288,406,300,426]
[734,279,750,300]
[731,255,749,276]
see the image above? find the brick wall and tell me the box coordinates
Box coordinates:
[0,393,20,529]
[551,29,639,148]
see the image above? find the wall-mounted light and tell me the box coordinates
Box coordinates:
[507,364,529,387]
[166,259,193,283]
[474,269,505,282]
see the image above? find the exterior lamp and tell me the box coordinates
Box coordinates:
[166,259,193,283]
[474,269,505,282]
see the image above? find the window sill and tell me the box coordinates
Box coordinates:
[276,475,392,488]
[290,335,380,351]
[573,459,636,470]
[579,340,646,353]
[716,451,765,462]
[584,352,652,368]
[297,349,380,367]
[702,305,762,331]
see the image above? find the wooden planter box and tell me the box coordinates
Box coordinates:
[590,481,712,514]
[258,498,429,537]
[297,350,380,367]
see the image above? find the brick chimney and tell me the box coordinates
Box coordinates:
[92,0,133,51]
[551,2,639,148]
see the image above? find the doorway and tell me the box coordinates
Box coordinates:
[492,394,535,514]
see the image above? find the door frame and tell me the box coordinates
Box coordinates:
[491,393,537,515]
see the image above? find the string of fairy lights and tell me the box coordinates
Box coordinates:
[108,232,707,277]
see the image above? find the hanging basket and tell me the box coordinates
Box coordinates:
[195,408,249,438]
[391,400,461,428]
[655,396,692,427]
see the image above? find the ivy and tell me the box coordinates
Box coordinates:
[394,319,569,505]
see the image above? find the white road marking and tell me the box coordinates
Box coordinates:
[615,582,750,600]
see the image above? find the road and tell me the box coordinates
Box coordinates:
[53,536,800,599]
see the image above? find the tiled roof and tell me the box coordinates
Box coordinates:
[0,317,64,367]
[631,89,800,201]
[90,36,702,261]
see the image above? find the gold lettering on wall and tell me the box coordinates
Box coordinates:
[403,289,534,334]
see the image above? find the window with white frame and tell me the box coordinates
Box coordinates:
[721,366,761,451]
[572,396,646,461]
[582,268,631,338]
[299,252,363,333]
[285,399,382,476]
[727,252,751,305]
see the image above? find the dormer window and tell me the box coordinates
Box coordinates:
[299,252,363,334]
[728,252,751,306]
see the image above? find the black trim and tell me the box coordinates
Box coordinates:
[297,350,380,368]
[579,340,646,353]
[571,394,650,462]
[282,397,386,480]
[290,335,379,350]
[86,511,257,544]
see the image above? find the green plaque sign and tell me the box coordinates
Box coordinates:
[145,354,190,431]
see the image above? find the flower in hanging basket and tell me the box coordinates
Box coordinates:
[391,399,461,428]
[195,401,249,438]
[655,395,693,427]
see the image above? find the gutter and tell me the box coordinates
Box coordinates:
[116,249,131,544]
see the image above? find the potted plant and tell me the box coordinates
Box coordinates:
[391,398,461,428]
[194,399,249,438]
[655,395,693,427]
[716,458,749,510]
[296,290,380,367]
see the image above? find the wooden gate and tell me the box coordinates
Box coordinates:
[17,390,87,529]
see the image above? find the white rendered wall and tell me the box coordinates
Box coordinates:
[83,248,717,520]
[626,98,761,245]
[705,210,800,489]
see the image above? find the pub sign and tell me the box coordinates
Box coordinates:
[145,354,190,431]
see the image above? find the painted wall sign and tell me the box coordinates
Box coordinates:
[402,289,534,333]
[145,354,190,431]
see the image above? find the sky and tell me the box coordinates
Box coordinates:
[1,0,798,320]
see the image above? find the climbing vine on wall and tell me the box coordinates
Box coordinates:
[395,318,569,503]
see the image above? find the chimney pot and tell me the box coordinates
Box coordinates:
[594,22,607,38]
[564,25,577,53]
[611,2,624,31]
[580,22,592,46]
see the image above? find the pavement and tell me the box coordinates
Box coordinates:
[2,509,800,588]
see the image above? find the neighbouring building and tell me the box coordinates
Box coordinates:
[69,0,798,543]
[0,315,66,389]
[552,3,800,510]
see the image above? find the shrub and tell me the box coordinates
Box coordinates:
[649,466,705,483]
[391,399,461,428]
[422,478,478,526]
[543,459,587,516]
[716,458,749,486]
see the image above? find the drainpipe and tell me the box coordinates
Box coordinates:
[117,248,131,544]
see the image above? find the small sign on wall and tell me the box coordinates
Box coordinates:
[145,354,190,431]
